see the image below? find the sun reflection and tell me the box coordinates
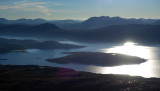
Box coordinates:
[102,42,150,59]
[99,61,153,78]
[124,42,135,47]
[100,42,154,78]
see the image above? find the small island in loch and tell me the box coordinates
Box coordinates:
[47,52,147,66]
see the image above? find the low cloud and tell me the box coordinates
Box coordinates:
[0,0,66,16]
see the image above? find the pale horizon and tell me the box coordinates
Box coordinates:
[1,15,160,21]
[0,0,160,20]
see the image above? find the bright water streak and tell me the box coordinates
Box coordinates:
[100,42,160,78]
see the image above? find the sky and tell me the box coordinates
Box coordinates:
[0,0,160,20]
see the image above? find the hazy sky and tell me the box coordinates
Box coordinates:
[0,0,160,20]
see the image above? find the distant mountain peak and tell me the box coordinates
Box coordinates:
[0,18,8,23]
[84,16,126,24]
[87,16,110,20]
[0,18,7,20]
[63,16,149,30]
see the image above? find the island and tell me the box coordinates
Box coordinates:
[0,38,85,54]
[0,65,159,91]
[47,52,147,66]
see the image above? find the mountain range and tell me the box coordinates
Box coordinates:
[0,18,82,28]
[0,16,160,44]
[63,16,159,30]
[0,23,70,38]
[0,16,159,30]
[71,24,160,44]
[1,23,160,44]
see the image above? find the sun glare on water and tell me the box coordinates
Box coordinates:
[103,42,150,59]
[100,42,154,78]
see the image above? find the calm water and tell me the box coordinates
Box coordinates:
[0,37,160,78]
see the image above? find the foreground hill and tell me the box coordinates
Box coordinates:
[0,65,160,91]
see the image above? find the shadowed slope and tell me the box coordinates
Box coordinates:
[0,65,159,91]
